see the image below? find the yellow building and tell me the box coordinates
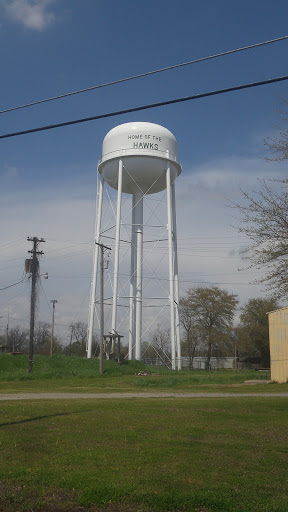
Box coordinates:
[267,307,288,383]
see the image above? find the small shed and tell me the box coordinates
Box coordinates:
[267,306,288,383]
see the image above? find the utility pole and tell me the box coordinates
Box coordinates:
[6,311,9,346]
[27,237,45,373]
[69,324,74,356]
[96,242,111,374]
[50,300,57,356]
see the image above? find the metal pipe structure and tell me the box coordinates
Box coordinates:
[111,159,123,349]
[172,182,181,370]
[87,174,104,358]
[134,191,144,360]
[99,244,104,374]
[166,166,176,370]
[128,194,136,359]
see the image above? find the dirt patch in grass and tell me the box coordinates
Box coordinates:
[0,482,154,512]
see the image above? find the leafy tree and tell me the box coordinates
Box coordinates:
[179,299,202,368]
[237,297,279,368]
[180,327,202,369]
[180,286,238,366]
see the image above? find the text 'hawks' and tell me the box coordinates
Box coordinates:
[133,142,159,150]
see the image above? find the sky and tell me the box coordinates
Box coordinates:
[0,0,288,346]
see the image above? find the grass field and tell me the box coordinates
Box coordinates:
[1,354,286,394]
[0,354,288,511]
[1,397,288,512]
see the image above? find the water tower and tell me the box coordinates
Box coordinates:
[87,122,182,370]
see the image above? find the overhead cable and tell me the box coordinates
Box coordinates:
[0,278,25,291]
[1,35,288,115]
[1,74,288,140]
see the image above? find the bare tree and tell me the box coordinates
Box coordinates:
[7,326,28,352]
[264,97,288,161]
[232,100,288,298]
[141,325,171,366]
[34,322,51,354]
[67,321,87,357]
[34,322,62,355]
[233,177,288,298]
[152,325,171,364]
[66,321,99,357]
[70,321,87,344]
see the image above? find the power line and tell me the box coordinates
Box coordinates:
[0,278,26,291]
[1,74,288,140]
[1,35,287,115]
[45,235,246,244]
[0,238,25,249]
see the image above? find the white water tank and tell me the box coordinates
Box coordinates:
[98,122,181,194]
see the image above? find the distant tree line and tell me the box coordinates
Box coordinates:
[0,287,278,368]
[0,321,99,357]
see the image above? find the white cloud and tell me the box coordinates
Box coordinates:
[1,0,56,30]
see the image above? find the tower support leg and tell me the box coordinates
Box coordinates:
[166,167,176,370]
[134,191,143,360]
[129,194,136,359]
[172,182,181,370]
[111,159,123,350]
[87,173,104,358]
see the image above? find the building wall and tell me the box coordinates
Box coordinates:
[268,307,288,383]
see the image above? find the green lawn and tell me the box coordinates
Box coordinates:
[1,355,288,511]
[1,354,286,394]
[0,397,287,511]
